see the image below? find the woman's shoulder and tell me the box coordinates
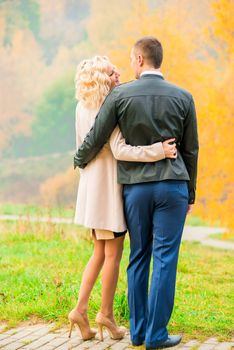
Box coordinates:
[76,101,84,115]
[76,102,98,117]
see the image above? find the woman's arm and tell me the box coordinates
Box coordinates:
[109,126,173,162]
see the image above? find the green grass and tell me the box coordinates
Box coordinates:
[0,203,74,218]
[185,215,208,226]
[0,220,233,341]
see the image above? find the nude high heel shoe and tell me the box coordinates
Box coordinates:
[95,312,126,341]
[68,309,96,340]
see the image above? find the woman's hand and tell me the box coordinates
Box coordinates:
[187,204,193,214]
[162,138,177,159]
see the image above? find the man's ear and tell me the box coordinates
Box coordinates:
[138,54,144,67]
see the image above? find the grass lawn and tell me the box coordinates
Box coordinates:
[0,203,74,219]
[0,220,233,341]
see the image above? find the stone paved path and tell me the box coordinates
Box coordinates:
[0,324,233,350]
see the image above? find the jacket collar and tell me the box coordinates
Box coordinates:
[139,72,164,80]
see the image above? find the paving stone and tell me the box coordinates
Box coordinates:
[19,334,41,344]
[1,341,25,350]
[110,342,130,350]
[204,339,219,345]
[67,339,84,347]
[56,342,77,350]
[11,330,35,340]
[0,336,18,348]
[1,323,234,350]
[88,343,111,349]
[184,340,200,347]
[46,336,69,347]
[18,333,57,349]
[32,325,55,336]
[21,346,54,350]
[74,339,100,349]
[213,343,234,350]
[52,345,66,350]
[198,345,216,350]
[25,324,45,329]
[57,333,72,340]
[55,334,71,340]
[117,335,130,344]
[102,338,118,346]
[0,333,11,341]
[22,324,50,334]
[52,328,68,337]
[4,329,21,336]
[31,328,51,337]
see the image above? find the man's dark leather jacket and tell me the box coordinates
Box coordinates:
[74,74,199,204]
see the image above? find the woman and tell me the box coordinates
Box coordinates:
[69,56,177,341]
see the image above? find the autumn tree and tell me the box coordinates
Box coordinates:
[0,0,90,155]
[0,1,45,153]
[0,22,45,152]
[195,0,234,234]
[76,0,234,234]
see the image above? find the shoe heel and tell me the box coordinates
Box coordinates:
[68,321,74,338]
[97,323,104,341]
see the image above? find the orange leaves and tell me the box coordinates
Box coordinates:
[88,0,234,234]
[211,0,234,56]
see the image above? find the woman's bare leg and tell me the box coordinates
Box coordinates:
[100,235,125,321]
[74,231,105,315]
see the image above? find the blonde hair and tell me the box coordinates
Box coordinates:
[75,55,112,109]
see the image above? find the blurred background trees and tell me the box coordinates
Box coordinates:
[0,0,233,234]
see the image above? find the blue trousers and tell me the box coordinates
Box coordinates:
[123,180,188,348]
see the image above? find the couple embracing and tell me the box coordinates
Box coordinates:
[69,36,199,350]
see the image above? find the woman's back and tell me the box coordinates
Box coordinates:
[74,102,126,232]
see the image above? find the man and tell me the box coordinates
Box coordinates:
[74,36,199,349]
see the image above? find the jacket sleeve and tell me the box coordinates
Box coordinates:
[74,90,118,169]
[109,126,165,162]
[180,97,199,204]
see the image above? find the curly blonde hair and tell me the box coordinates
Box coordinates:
[75,55,112,110]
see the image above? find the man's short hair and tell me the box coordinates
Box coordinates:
[134,36,163,68]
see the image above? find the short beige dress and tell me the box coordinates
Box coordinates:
[74,102,165,239]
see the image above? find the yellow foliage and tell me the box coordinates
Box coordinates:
[85,0,234,234]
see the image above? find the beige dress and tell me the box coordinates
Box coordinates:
[74,102,165,239]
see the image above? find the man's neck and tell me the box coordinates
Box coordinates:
[140,68,163,78]
[141,67,161,74]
